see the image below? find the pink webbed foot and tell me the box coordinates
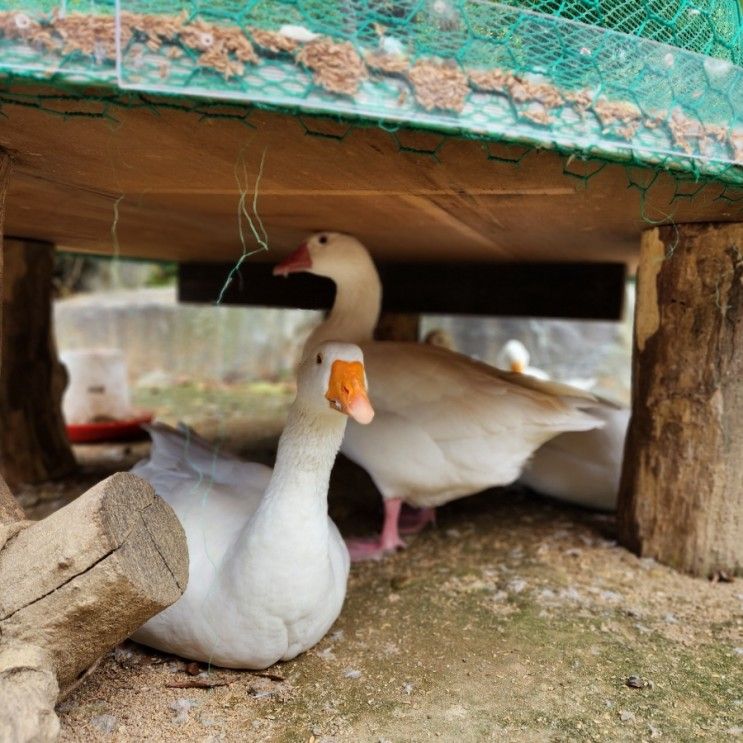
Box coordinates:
[398,505,436,536]
[345,534,405,562]
[345,497,407,562]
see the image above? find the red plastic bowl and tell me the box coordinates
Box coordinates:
[66,414,153,444]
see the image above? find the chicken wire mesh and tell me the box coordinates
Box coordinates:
[0,0,741,184]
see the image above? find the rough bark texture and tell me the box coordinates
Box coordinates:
[0,151,24,527]
[374,312,420,342]
[618,223,743,577]
[0,472,188,688]
[0,238,76,486]
[0,644,61,742]
[0,468,24,522]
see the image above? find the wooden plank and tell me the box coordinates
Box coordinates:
[178,261,627,320]
[0,85,740,266]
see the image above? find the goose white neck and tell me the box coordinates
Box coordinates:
[244,404,346,544]
[304,257,381,350]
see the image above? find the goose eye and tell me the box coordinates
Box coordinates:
[316,353,323,365]
[318,235,328,245]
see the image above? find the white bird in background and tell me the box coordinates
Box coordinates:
[519,398,629,511]
[131,341,374,669]
[497,338,597,391]
[496,339,550,380]
[496,340,628,511]
[274,233,603,561]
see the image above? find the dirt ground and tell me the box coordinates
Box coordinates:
[18,384,743,743]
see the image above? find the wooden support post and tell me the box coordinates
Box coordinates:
[374,312,420,342]
[618,223,743,577]
[0,238,76,486]
[0,150,189,741]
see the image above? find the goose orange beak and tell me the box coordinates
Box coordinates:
[326,360,374,425]
[273,242,312,276]
[510,360,525,373]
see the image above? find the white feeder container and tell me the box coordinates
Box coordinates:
[60,348,133,424]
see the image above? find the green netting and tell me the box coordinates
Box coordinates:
[0,0,741,184]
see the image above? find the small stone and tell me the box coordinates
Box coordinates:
[508,578,527,594]
[711,570,735,583]
[403,681,414,695]
[663,613,677,624]
[733,647,743,656]
[90,715,118,734]
[170,698,198,724]
[626,675,644,689]
[343,668,362,679]
[649,723,662,738]
[619,710,635,723]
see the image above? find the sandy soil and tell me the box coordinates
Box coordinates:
[17,385,743,743]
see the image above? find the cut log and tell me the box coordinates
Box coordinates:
[0,238,76,486]
[0,473,188,740]
[0,644,60,743]
[374,311,420,342]
[618,223,743,577]
[0,472,188,689]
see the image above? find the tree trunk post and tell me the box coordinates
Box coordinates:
[618,222,743,577]
[0,238,76,486]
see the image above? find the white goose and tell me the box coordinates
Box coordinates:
[496,339,550,380]
[131,341,374,669]
[274,233,603,560]
[495,339,629,510]
[497,339,596,390]
[519,398,629,511]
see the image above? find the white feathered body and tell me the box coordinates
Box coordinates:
[132,420,349,669]
[520,401,630,511]
[341,342,603,508]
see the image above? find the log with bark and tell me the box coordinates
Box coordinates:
[0,473,188,742]
[618,222,743,577]
[0,239,76,486]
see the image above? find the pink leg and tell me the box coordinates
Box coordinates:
[399,505,436,535]
[345,498,406,562]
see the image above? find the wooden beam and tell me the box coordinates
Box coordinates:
[1,95,740,266]
[178,261,627,321]
[618,223,743,577]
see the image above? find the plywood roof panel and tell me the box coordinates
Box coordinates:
[1,86,740,265]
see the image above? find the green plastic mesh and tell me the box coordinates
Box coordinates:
[0,0,741,184]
